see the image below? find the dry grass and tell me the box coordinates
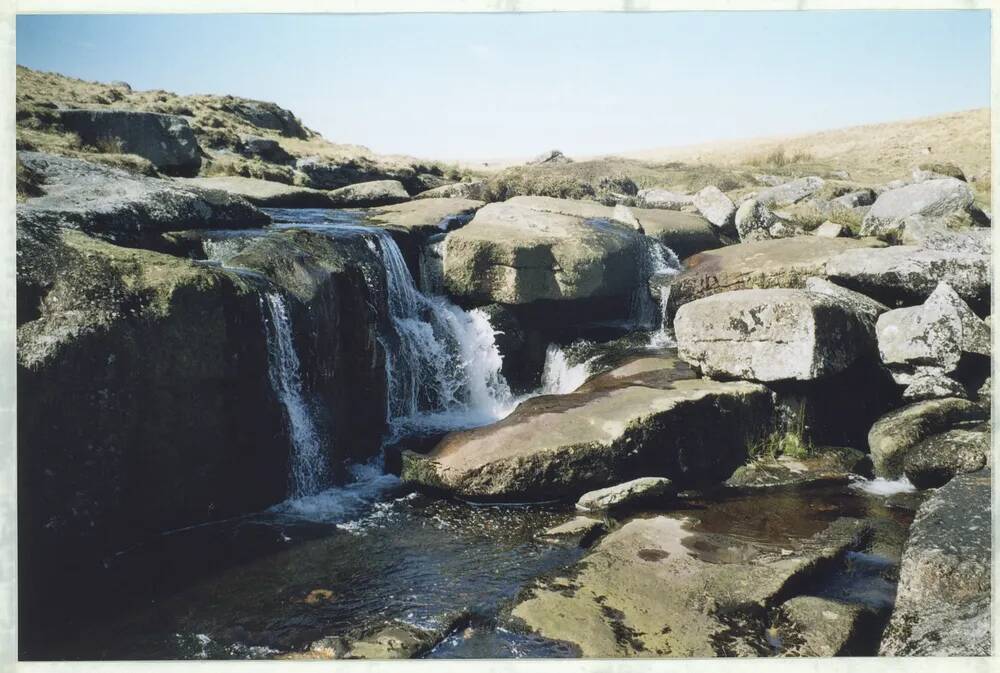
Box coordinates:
[622,108,990,185]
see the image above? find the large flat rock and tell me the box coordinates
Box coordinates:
[664,236,885,316]
[442,199,642,305]
[364,198,484,236]
[675,288,874,382]
[825,245,990,313]
[502,195,721,257]
[880,470,991,655]
[511,516,871,657]
[176,175,335,208]
[401,353,773,500]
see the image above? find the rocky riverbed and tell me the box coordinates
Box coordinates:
[16,66,991,660]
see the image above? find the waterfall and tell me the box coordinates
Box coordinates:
[418,233,447,295]
[648,284,676,348]
[540,344,593,394]
[629,235,681,330]
[260,291,328,498]
[365,229,514,438]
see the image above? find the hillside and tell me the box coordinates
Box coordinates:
[618,109,990,185]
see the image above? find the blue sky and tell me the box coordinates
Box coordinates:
[16,11,990,160]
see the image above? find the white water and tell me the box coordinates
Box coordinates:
[540,344,593,394]
[629,235,682,333]
[850,476,917,496]
[260,291,328,499]
[365,228,514,438]
[272,461,401,524]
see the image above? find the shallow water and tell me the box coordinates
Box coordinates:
[52,478,915,660]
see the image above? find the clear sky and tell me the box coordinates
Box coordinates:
[16,11,991,161]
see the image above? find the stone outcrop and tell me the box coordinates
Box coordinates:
[902,426,990,489]
[441,198,642,306]
[875,282,990,384]
[692,185,737,231]
[58,108,202,175]
[867,398,987,478]
[880,470,991,655]
[664,236,884,315]
[327,179,410,208]
[414,180,487,201]
[674,289,875,382]
[401,354,773,500]
[756,176,824,208]
[636,188,693,210]
[575,477,676,512]
[177,175,335,208]
[734,198,802,241]
[861,178,983,237]
[16,152,269,248]
[825,245,990,314]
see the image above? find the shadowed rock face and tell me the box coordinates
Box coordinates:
[401,353,774,501]
[825,245,991,315]
[58,109,203,175]
[880,470,991,655]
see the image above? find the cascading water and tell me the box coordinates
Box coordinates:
[629,235,681,331]
[540,344,593,394]
[260,291,328,499]
[365,228,514,438]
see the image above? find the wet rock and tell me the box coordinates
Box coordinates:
[879,470,991,655]
[542,516,608,544]
[780,596,880,656]
[298,614,468,660]
[734,198,803,241]
[756,176,824,208]
[633,208,722,258]
[674,289,875,382]
[401,353,773,500]
[636,188,693,210]
[576,477,676,512]
[825,245,990,314]
[16,227,294,627]
[867,398,987,478]
[903,426,990,489]
[665,236,884,315]
[177,176,334,208]
[726,447,870,489]
[511,516,871,657]
[861,178,979,238]
[58,108,202,176]
[16,152,268,248]
[327,179,410,208]
[813,221,847,238]
[442,198,642,306]
[692,185,737,232]
[365,198,483,237]
[875,283,990,382]
[414,180,487,201]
